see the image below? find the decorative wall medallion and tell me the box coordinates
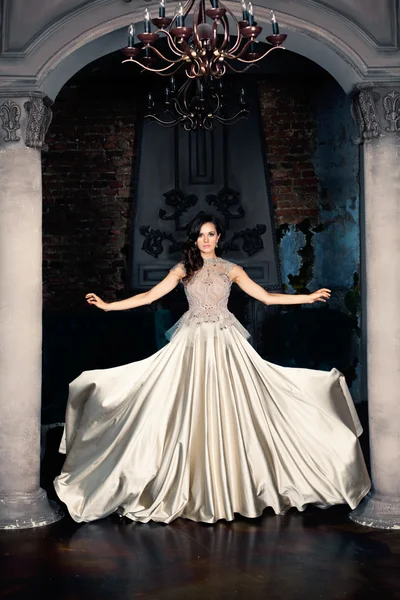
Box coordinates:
[383,90,400,133]
[139,226,183,259]
[24,97,53,150]
[159,188,198,231]
[0,100,21,142]
[224,224,267,257]
[206,186,245,229]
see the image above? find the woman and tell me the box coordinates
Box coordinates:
[54,214,371,524]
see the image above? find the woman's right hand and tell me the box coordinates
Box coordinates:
[85,293,109,311]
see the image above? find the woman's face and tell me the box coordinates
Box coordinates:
[196,222,220,256]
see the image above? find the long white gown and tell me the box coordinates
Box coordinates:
[54,257,371,524]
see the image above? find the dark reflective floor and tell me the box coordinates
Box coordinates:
[1,505,400,600]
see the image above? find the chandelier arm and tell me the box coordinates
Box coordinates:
[212,109,248,124]
[219,14,231,51]
[202,118,213,131]
[146,114,187,128]
[174,35,194,59]
[125,59,185,74]
[162,29,188,57]
[176,81,192,113]
[146,45,184,64]
[182,0,197,19]
[225,12,243,55]
[187,60,202,78]
[209,58,226,78]
[192,2,203,50]
[169,100,188,118]
[236,44,285,63]
[224,61,256,74]
[199,0,206,25]
[155,66,185,77]
[209,92,220,114]
[227,38,254,60]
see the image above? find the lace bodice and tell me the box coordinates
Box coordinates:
[167,257,249,341]
[172,257,235,317]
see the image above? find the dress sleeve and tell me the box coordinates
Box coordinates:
[222,259,242,276]
[170,262,186,277]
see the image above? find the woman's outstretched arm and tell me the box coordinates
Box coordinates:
[86,264,186,311]
[230,265,330,305]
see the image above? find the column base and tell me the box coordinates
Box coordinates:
[350,492,400,530]
[0,488,64,530]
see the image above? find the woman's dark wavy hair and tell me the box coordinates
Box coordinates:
[182,213,225,282]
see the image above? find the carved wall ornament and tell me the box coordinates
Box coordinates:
[223,224,267,257]
[139,226,183,259]
[383,90,400,133]
[351,89,381,143]
[0,100,21,142]
[159,188,199,231]
[24,97,53,150]
[206,186,245,229]
[358,89,381,140]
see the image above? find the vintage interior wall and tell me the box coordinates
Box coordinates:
[41,52,363,419]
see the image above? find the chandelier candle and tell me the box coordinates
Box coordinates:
[176,3,185,27]
[144,8,151,33]
[159,0,166,18]
[271,11,280,35]
[241,0,249,21]
[247,2,255,26]
[128,23,135,47]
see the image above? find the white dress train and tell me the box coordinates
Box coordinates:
[54,257,371,524]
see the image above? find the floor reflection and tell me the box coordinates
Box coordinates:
[0,507,399,600]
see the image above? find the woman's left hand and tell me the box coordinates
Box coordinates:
[308,288,331,303]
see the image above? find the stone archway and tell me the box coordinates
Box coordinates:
[0,0,400,529]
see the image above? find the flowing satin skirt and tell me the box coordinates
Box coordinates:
[54,320,371,524]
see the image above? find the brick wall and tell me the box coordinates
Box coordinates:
[258,80,319,227]
[42,81,137,309]
[42,77,321,309]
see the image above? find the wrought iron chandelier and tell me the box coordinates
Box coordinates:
[145,76,249,130]
[121,1,287,79]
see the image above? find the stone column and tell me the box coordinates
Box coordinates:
[0,93,63,528]
[350,85,400,529]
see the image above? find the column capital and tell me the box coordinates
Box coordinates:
[351,83,400,144]
[0,93,53,151]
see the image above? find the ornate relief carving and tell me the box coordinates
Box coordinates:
[24,97,53,150]
[206,186,245,229]
[0,100,21,142]
[159,189,198,231]
[357,89,381,141]
[139,226,182,259]
[383,90,400,133]
[224,224,267,257]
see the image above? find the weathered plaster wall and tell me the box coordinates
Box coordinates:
[276,78,362,401]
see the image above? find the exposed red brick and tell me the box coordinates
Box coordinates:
[258,80,319,228]
[42,81,137,310]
